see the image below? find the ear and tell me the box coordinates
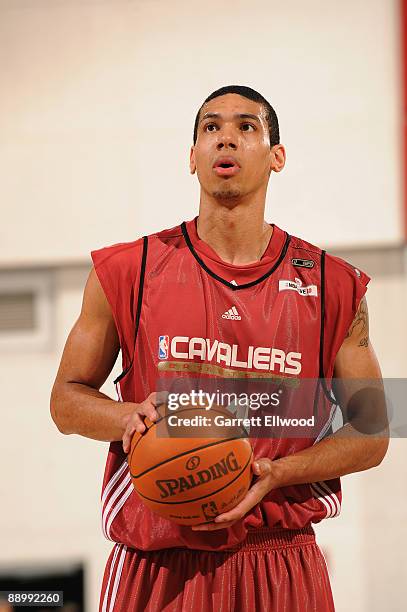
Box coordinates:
[189,146,196,174]
[270,144,286,174]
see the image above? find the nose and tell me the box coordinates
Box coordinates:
[216,130,237,151]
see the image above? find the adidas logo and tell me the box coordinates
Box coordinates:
[222,306,241,320]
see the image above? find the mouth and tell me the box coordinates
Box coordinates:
[213,157,241,178]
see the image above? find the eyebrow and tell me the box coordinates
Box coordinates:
[200,112,261,124]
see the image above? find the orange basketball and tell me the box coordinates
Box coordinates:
[128,405,253,525]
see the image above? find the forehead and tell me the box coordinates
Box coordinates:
[200,94,267,122]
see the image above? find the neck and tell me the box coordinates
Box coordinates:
[196,200,272,265]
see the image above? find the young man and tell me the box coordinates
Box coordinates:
[50,85,388,611]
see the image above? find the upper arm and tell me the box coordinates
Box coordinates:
[53,267,120,391]
[333,296,381,380]
[333,297,388,440]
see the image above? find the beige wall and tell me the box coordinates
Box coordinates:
[1,0,405,610]
[317,246,407,610]
[0,0,402,266]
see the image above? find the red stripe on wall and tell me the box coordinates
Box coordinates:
[402,0,407,239]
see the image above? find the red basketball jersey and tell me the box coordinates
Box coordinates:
[91,217,369,551]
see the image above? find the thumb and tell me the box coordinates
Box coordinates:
[253,459,272,476]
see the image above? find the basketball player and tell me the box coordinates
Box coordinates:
[50,85,388,611]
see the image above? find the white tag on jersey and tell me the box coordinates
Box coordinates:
[279,278,318,297]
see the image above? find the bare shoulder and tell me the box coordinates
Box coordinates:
[81,267,114,320]
[345,296,369,348]
[334,296,382,379]
[52,267,119,389]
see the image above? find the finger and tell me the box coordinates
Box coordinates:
[149,391,169,408]
[122,418,144,453]
[122,425,133,452]
[132,414,146,433]
[141,397,161,422]
[145,401,161,422]
[252,461,261,475]
[122,430,133,454]
[122,425,138,453]
[214,480,270,523]
[191,520,237,531]
[252,458,272,477]
[154,390,169,406]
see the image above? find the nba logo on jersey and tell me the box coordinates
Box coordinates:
[158,335,169,359]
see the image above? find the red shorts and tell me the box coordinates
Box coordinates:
[99,526,334,611]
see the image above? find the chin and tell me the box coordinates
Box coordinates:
[212,188,242,200]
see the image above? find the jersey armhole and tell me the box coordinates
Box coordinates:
[318,250,337,404]
[91,258,128,367]
[113,235,149,384]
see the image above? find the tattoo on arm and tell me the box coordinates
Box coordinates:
[345,296,369,347]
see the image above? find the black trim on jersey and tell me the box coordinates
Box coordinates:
[318,249,336,404]
[114,235,148,385]
[181,221,291,290]
[319,250,326,380]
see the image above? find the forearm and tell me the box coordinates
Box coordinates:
[271,423,389,487]
[50,381,133,442]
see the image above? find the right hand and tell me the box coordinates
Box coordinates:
[122,392,165,454]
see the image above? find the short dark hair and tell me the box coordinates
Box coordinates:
[193,85,280,147]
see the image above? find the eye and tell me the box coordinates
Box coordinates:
[204,123,218,132]
[241,123,255,132]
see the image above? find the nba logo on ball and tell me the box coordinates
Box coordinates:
[158,335,169,359]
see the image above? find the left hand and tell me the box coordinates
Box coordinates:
[191,457,276,531]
